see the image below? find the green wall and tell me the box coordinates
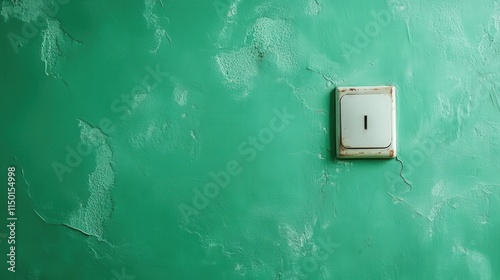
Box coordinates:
[1,0,500,279]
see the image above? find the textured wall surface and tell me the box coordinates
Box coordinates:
[1,0,500,279]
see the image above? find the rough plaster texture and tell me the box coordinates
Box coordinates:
[1,0,500,279]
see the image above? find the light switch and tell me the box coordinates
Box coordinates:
[335,86,396,158]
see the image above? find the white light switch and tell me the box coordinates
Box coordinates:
[336,86,396,158]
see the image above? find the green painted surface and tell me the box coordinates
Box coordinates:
[1,0,500,279]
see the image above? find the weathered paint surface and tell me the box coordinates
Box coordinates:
[1,0,500,279]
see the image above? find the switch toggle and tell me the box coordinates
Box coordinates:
[335,86,396,158]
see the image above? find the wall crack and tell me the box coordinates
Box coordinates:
[395,156,413,190]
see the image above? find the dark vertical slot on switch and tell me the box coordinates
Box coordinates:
[364,115,367,130]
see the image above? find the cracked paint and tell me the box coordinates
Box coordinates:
[1,0,79,74]
[41,18,81,78]
[395,156,412,190]
[67,119,115,239]
[305,0,322,16]
[214,9,297,98]
[143,0,171,53]
[1,0,57,22]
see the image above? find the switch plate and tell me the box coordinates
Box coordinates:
[335,86,396,159]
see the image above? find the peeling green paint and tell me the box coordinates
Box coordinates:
[41,18,81,78]
[67,119,114,239]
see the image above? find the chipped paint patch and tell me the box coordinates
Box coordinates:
[68,120,114,239]
[1,0,53,22]
[41,18,81,78]
[251,17,295,72]
[143,0,170,53]
[215,47,258,93]
[215,16,296,96]
[174,85,188,106]
[306,0,322,15]
[131,92,149,110]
